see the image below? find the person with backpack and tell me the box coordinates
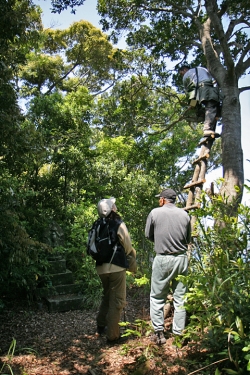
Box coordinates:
[87,197,136,344]
[178,65,221,137]
[145,188,191,345]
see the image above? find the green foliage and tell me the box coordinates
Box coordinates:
[0,338,37,375]
[0,0,42,154]
[120,319,152,338]
[62,200,103,308]
[97,0,250,75]
[20,20,123,96]
[49,0,85,14]
[134,274,150,289]
[0,6,249,375]
[0,338,16,375]
[183,191,250,374]
[96,0,248,206]
[0,171,51,304]
[0,8,211,305]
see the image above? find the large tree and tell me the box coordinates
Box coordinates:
[19,19,126,97]
[92,0,249,207]
[45,0,250,206]
[0,0,42,157]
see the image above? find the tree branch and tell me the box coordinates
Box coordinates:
[45,63,78,94]
[225,17,245,41]
[218,0,228,17]
[198,17,225,78]
[239,85,250,94]
[138,3,194,19]
[92,82,116,97]
[187,358,229,375]
[194,0,203,18]
[146,107,193,136]
[236,41,250,76]
[205,0,234,70]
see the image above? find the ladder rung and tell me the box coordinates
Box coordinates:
[184,179,206,189]
[183,203,201,211]
[198,133,220,146]
[192,154,209,165]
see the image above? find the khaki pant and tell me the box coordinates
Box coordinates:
[97,270,126,341]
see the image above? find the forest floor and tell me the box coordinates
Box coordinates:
[0,288,211,375]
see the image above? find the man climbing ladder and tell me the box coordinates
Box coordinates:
[178,65,221,138]
[178,65,222,224]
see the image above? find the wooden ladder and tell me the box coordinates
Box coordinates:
[183,134,220,230]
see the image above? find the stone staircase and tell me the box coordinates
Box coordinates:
[37,255,84,313]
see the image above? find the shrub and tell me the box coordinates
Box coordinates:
[183,191,250,374]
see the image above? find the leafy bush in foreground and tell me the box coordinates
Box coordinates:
[183,188,250,374]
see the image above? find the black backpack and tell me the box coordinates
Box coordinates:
[87,218,118,263]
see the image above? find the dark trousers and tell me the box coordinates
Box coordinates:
[203,100,218,131]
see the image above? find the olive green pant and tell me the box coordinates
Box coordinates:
[97,270,126,341]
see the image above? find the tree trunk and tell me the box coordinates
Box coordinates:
[201,1,244,210]
[220,80,244,207]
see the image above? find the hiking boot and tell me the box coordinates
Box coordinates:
[203,130,215,137]
[97,325,106,335]
[150,331,166,345]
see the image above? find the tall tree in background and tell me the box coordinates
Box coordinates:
[0,5,127,295]
[95,74,221,188]
[92,0,249,208]
[0,1,46,296]
[19,20,126,97]
[16,19,125,229]
[0,0,42,158]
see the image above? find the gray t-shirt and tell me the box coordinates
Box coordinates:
[145,203,191,255]
[183,67,213,87]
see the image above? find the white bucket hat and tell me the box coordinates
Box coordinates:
[97,197,116,218]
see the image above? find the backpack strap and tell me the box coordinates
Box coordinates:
[106,218,122,264]
[109,244,118,264]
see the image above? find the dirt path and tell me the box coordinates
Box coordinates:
[0,290,201,375]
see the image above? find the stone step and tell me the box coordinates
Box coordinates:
[48,258,67,274]
[54,283,81,295]
[49,269,74,286]
[36,283,81,298]
[46,294,84,313]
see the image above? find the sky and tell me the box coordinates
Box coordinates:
[35,0,101,30]
[34,0,250,204]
